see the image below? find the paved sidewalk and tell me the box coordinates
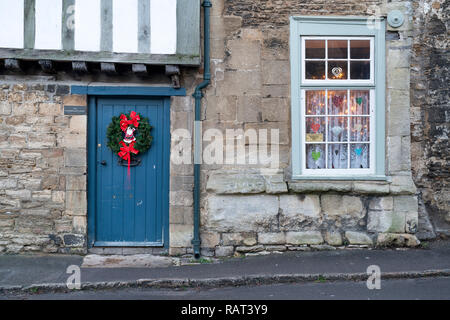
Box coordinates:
[0,240,449,293]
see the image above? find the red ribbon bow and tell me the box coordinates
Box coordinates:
[118,141,139,176]
[120,112,140,132]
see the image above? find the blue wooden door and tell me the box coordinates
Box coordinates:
[93,98,169,247]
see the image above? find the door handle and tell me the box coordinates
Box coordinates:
[100,160,107,166]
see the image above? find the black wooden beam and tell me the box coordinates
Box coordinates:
[72,61,89,74]
[165,65,181,89]
[132,64,148,76]
[4,59,23,72]
[100,62,117,75]
[38,60,55,73]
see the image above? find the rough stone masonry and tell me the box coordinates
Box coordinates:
[0,0,448,256]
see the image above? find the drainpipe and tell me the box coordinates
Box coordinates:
[192,0,212,259]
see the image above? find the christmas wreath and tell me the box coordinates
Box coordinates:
[106,111,153,173]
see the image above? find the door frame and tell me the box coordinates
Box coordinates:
[75,86,186,249]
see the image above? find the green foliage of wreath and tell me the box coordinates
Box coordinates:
[106,112,153,154]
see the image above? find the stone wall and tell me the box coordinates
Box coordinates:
[1,0,445,256]
[0,83,87,254]
[410,0,450,236]
[191,0,422,257]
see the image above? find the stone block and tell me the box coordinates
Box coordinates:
[285,231,323,245]
[32,190,52,201]
[352,182,390,194]
[217,70,261,96]
[369,197,394,211]
[262,85,289,98]
[200,232,221,248]
[63,95,87,107]
[5,190,31,200]
[170,224,193,248]
[169,191,193,207]
[236,96,262,123]
[59,134,86,148]
[367,210,405,233]
[258,232,286,245]
[69,116,87,133]
[28,133,56,148]
[387,135,411,173]
[0,102,11,115]
[0,219,14,228]
[12,103,38,116]
[38,103,62,116]
[55,220,73,233]
[262,61,290,85]
[344,231,373,245]
[405,210,419,234]
[394,195,418,213]
[244,122,289,145]
[321,195,365,220]
[227,39,261,69]
[279,194,321,229]
[280,194,321,218]
[260,98,289,122]
[222,232,257,246]
[215,246,234,257]
[388,89,411,136]
[288,181,352,193]
[206,195,279,232]
[21,209,51,217]
[263,174,287,194]
[235,245,264,253]
[387,68,410,90]
[377,233,420,247]
[62,234,85,247]
[324,231,343,246]
[66,191,87,216]
[205,95,237,121]
[206,172,266,194]
[265,245,287,252]
[64,149,86,167]
[52,191,65,204]
[66,175,87,191]
[390,176,417,195]
[73,216,87,233]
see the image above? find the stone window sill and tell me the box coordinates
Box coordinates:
[206,172,416,196]
[291,176,390,182]
[287,177,415,195]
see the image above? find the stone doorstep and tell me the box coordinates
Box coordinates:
[81,254,180,268]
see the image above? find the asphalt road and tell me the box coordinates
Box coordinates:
[3,277,450,300]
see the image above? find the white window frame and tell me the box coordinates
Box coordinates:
[301,37,375,85]
[289,16,386,180]
[301,88,376,176]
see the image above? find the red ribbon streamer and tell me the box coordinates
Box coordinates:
[118,141,139,176]
[120,111,140,132]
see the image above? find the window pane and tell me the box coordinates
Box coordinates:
[350,40,370,59]
[350,117,370,142]
[328,90,348,115]
[306,61,325,79]
[306,90,326,115]
[350,144,370,168]
[350,90,370,115]
[306,117,326,142]
[305,40,325,59]
[328,61,348,80]
[328,40,348,59]
[328,144,348,169]
[306,144,325,169]
[328,117,348,142]
[350,61,370,79]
